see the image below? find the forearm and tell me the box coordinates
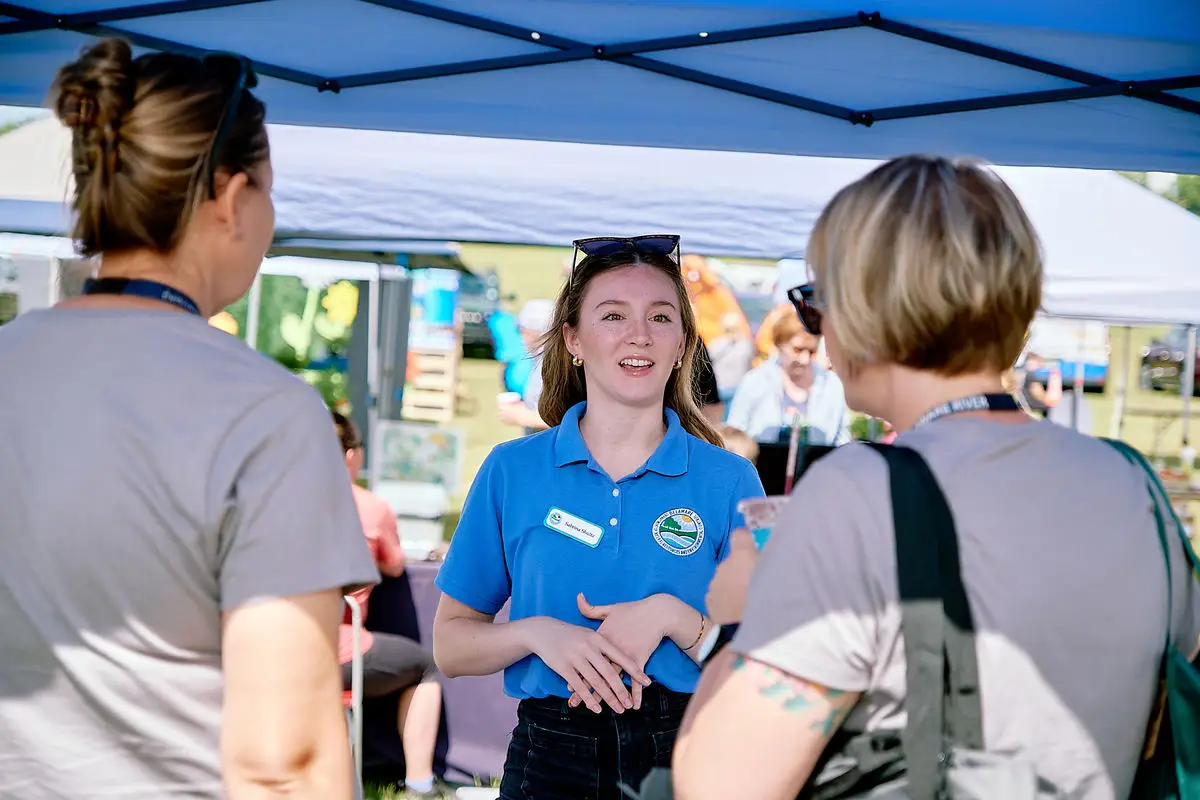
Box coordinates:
[379,516,407,577]
[1046,373,1063,403]
[433,614,541,678]
[503,404,549,431]
[220,592,353,800]
[223,706,352,800]
[517,405,549,430]
[379,550,405,578]
[654,594,709,664]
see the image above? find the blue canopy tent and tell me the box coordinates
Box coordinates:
[0,1,1197,172]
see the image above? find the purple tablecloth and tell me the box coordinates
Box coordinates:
[364,561,517,784]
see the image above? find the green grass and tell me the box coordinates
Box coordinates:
[365,779,497,799]
[442,244,1200,534]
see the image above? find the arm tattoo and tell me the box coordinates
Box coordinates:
[732,654,851,735]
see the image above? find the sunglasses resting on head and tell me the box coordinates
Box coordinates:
[787,283,823,336]
[202,52,258,197]
[569,234,681,289]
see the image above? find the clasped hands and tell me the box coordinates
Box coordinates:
[532,528,760,714]
[529,592,674,714]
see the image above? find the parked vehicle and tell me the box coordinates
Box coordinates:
[1141,326,1200,396]
[457,267,504,356]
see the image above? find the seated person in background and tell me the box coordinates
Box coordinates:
[718,424,759,464]
[753,258,809,367]
[332,411,447,800]
[727,311,851,446]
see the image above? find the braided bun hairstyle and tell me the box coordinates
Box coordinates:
[50,38,268,258]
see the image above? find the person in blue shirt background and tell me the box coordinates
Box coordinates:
[432,235,764,800]
[498,298,555,435]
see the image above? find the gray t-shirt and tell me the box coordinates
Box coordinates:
[0,308,379,798]
[734,417,1200,799]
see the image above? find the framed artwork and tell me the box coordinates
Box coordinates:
[370,420,465,496]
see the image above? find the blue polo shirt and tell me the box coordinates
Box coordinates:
[436,402,764,699]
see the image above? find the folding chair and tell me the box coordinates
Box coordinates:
[344,594,364,799]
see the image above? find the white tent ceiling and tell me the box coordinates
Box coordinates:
[2,116,1198,325]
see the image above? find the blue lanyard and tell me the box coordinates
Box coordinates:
[913,392,1021,429]
[82,277,202,317]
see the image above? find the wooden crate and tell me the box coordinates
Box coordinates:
[402,348,458,423]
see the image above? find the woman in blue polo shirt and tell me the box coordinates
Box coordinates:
[432,235,764,800]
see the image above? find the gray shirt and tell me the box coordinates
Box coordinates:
[734,418,1200,799]
[0,308,379,798]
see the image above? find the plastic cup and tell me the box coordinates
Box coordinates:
[496,391,521,406]
[737,496,790,549]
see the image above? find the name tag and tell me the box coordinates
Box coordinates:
[544,507,604,548]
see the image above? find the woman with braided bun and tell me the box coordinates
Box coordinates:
[0,38,377,799]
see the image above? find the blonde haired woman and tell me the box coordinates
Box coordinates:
[673,156,1200,800]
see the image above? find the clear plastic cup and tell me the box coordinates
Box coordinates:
[737,496,790,549]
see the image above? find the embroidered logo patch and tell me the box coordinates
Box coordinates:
[651,508,704,556]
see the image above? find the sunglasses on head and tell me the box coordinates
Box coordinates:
[569,234,681,290]
[202,52,258,199]
[787,283,823,336]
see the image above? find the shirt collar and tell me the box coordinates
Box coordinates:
[553,402,690,477]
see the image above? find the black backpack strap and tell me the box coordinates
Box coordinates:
[866,443,984,799]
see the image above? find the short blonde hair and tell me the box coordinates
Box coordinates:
[718,425,759,463]
[807,155,1042,375]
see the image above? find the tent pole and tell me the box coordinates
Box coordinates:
[1072,329,1086,432]
[1181,325,1196,469]
[365,269,381,478]
[1109,326,1131,440]
[245,273,262,349]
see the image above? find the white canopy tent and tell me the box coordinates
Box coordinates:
[2,117,1199,326]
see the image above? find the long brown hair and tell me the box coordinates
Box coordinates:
[50,37,268,257]
[536,247,723,447]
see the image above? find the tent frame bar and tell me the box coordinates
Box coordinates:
[2,3,1198,123]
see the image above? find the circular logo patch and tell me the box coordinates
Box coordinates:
[652,508,705,557]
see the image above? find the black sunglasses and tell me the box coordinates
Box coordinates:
[203,52,258,198]
[787,283,823,336]
[569,234,681,290]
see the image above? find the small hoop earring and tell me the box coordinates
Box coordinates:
[572,355,584,367]
[673,359,683,370]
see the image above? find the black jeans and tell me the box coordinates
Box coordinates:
[499,685,690,800]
